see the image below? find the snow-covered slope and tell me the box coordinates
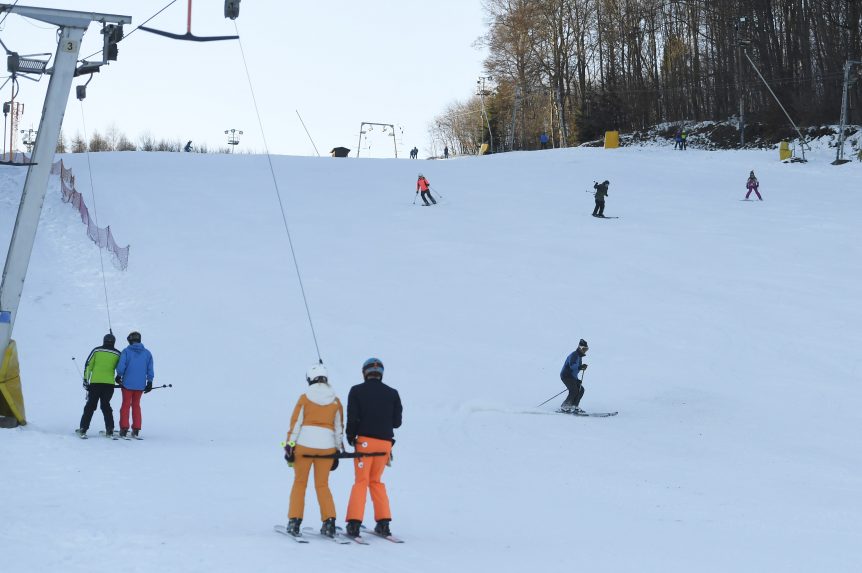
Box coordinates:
[1,145,860,572]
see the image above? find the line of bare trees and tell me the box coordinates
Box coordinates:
[432,0,862,152]
[55,127,233,154]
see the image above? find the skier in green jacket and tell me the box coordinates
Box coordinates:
[76,333,121,439]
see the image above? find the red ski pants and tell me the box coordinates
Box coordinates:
[119,388,143,431]
[346,436,393,523]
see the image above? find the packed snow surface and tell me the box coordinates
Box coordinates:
[1,145,860,572]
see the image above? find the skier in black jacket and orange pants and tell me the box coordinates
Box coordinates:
[344,357,403,538]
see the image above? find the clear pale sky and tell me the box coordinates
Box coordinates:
[1,1,487,157]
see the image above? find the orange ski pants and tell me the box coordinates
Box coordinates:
[346,436,393,523]
[288,445,337,522]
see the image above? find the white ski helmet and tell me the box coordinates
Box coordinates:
[306,363,328,384]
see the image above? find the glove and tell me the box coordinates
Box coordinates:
[331,456,339,471]
[284,441,295,464]
[115,375,123,386]
[144,382,153,394]
[347,434,356,447]
[579,364,588,371]
[386,451,393,467]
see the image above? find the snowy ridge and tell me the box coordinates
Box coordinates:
[1,146,860,572]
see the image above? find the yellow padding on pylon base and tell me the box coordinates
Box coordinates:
[0,340,26,425]
[604,131,620,149]
[479,143,490,155]
[779,141,791,161]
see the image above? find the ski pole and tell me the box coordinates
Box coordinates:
[71,357,84,378]
[72,357,89,401]
[149,384,173,390]
[431,186,444,199]
[413,190,418,205]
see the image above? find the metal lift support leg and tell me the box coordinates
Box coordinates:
[0,6,131,361]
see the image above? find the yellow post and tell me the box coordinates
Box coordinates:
[479,143,490,155]
[604,131,620,149]
[779,141,791,161]
[0,340,26,426]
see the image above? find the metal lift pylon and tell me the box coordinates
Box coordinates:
[0,4,131,427]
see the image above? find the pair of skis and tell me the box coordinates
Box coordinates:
[273,524,404,544]
[555,409,618,417]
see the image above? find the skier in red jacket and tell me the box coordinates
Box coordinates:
[416,174,436,206]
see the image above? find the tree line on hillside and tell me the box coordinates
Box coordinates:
[432,0,862,153]
[54,128,238,154]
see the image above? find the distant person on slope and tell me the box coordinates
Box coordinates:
[417,173,436,206]
[540,131,549,149]
[444,145,449,159]
[680,130,688,150]
[345,358,403,539]
[184,140,192,152]
[559,339,589,413]
[745,171,762,200]
[115,331,154,439]
[593,180,609,217]
[75,333,120,439]
[283,364,344,539]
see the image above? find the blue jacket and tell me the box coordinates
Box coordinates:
[560,351,582,380]
[117,342,154,390]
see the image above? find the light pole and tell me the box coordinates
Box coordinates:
[20,128,37,153]
[476,76,493,154]
[225,128,243,153]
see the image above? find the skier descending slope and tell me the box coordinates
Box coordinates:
[416,174,436,206]
[559,339,589,413]
[345,358,403,539]
[283,364,345,539]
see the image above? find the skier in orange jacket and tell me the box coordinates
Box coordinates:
[416,174,437,206]
[283,363,345,539]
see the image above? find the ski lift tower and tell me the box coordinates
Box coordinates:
[20,128,37,153]
[356,122,398,158]
[0,4,131,428]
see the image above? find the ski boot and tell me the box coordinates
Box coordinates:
[131,429,141,440]
[374,519,391,537]
[75,428,87,439]
[320,518,336,538]
[286,518,302,537]
[119,429,129,439]
[104,429,114,439]
[572,406,585,414]
[345,520,361,538]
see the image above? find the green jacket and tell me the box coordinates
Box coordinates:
[84,346,120,385]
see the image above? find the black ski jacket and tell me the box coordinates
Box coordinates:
[345,377,402,445]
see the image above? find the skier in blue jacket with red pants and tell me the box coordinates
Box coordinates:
[115,331,155,438]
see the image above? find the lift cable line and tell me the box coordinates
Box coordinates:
[77,98,114,334]
[232,20,323,364]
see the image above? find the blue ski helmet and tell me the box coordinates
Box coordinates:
[362,357,384,378]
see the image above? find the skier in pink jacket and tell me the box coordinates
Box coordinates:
[745,171,762,200]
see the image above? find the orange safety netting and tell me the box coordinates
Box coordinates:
[51,159,130,270]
